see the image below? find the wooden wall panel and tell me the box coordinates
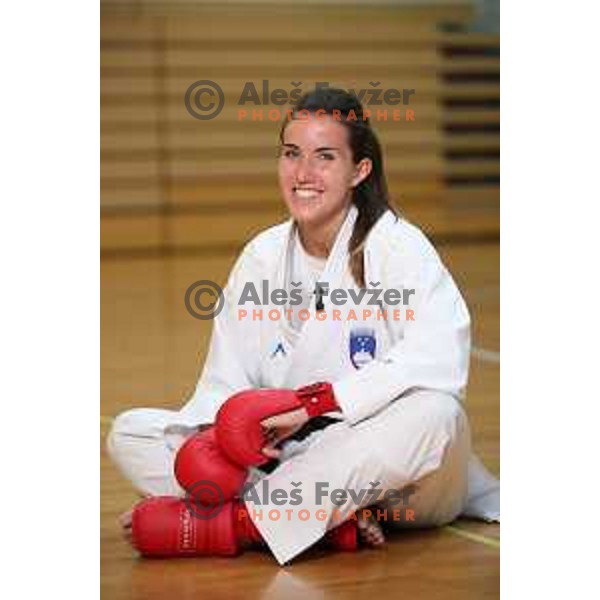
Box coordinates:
[101,2,499,254]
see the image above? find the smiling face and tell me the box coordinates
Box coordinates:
[278,114,371,234]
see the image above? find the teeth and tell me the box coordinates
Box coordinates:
[294,188,322,199]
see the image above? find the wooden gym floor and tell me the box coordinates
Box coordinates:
[101,241,499,600]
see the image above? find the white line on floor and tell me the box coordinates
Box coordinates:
[472,346,500,364]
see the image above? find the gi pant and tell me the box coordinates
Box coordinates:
[107,389,470,565]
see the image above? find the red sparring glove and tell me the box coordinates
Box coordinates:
[174,427,247,505]
[215,382,339,468]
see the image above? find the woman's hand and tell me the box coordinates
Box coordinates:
[260,407,310,459]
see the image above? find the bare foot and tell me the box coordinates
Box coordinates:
[357,508,385,547]
[119,509,133,545]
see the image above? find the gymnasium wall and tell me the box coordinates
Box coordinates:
[101,0,499,256]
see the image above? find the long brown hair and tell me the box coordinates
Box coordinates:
[280,88,396,287]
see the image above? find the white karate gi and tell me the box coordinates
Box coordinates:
[107,205,500,565]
